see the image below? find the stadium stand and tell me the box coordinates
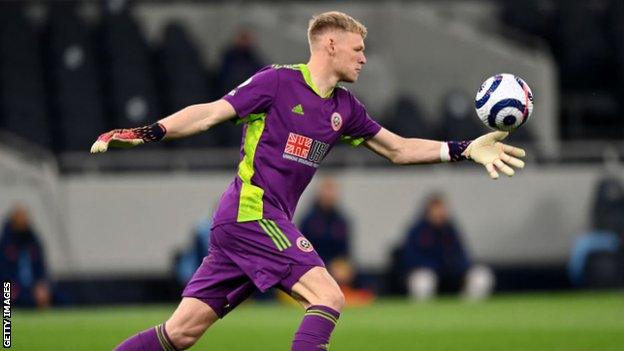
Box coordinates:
[382,96,435,140]
[99,3,161,135]
[434,91,485,141]
[0,6,51,149]
[157,22,219,148]
[45,2,106,152]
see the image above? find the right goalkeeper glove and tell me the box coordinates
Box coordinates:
[90,123,166,153]
[462,131,526,179]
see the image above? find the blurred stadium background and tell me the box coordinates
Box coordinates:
[1,0,623,350]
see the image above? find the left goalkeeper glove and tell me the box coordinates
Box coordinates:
[462,131,526,179]
[90,123,166,153]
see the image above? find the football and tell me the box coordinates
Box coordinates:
[475,73,534,132]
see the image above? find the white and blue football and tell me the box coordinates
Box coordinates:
[475,73,534,132]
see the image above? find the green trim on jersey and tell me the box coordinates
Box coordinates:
[298,63,334,99]
[237,113,267,222]
[272,63,335,98]
[234,112,265,126]
[340,135,366,147]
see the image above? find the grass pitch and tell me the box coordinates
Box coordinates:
[12,292,624,350]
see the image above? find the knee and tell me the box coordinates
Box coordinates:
[166,323,202,350]
[317,287,345,312]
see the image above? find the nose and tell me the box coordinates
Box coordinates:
[360,53,367,65]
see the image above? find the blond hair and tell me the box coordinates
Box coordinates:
[307,11,367,45]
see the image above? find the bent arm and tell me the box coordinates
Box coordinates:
[159,99,237,139]
[90,99,239,153]
[364,127,444,165]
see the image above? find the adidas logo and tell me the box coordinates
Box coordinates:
[292,104,304,115]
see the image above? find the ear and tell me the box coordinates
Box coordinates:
[327,37,336,56]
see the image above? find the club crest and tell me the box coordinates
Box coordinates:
[296,237,314,252]
[331,112,342,131]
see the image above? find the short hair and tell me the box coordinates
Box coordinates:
[307,11,367,45]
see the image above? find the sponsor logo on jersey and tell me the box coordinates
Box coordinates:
[296,237,314,252]
[283,132,329,168]
[331,112,342,131]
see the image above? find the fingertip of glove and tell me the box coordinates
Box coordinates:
[494,131,509,140]
[90,141,107,153]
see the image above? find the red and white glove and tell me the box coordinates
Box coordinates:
[90,123,166,153]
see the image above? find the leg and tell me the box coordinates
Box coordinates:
[407,268,438,301]
[114,297,218,351]
[290,266,345,311]
[462,265,495,301]
[115,224,255,350]
[213,221,337,350]
[164,297,219,349]
[289,266,345,351]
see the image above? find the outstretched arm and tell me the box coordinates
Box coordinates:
[90,99,237,153]
[364,128,444,165]
[364,127,526,179]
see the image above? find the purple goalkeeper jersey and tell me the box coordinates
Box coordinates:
[213,64,381,226]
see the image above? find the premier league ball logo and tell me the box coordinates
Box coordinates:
[331,112,342,131]
[296,237,314,252]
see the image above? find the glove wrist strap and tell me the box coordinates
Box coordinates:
[443,140,471,162]
[133,123,167,143]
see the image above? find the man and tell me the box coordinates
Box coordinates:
[299,177,350,264]
[0,204,51,309]
[403,194,493,300]
[92,11,526,351]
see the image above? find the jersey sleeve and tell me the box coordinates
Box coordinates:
[341,93,382,146]
[222,66,278,121]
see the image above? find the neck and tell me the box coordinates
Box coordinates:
[306,56,339,97]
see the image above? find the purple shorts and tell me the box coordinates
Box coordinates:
[182,219,324,318]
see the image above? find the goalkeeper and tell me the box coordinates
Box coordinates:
[93,11,526,351]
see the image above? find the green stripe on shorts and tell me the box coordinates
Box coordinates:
[265,220,292,248]
[258,219,286,251]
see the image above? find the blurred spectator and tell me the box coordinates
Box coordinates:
[300,177,374,305]
[402,193,493,301]
[174,216,211,285]
[568,230,621,287]
[568,171,624,287]
[217,27,264,97]
[591,175,624,235]
[214,28,265,147]
[0,205,51,308]
[300,177,350,263]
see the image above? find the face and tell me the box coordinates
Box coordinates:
[318,178,339,210]
[329,31,366,82]
[10,206,30,232]
[426,200,448,227]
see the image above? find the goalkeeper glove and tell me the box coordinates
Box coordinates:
[90,123,166,153]
[461,131,526,179]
